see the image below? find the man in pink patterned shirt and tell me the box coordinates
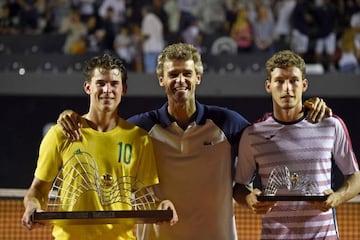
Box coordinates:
[234,50,360,240]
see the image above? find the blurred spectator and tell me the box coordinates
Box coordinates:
[351,10,360,28]
[59,8,87,54]
[338,27,359,73]
[177,0,198,32]
[181,17,203,52]
[85,15,106,52]
[163,0,181,43]
[129,23,144,73]
[125,0,151,25]
[252,3,275,54]
[192,0,227,35]
[48,0,71,31]
[337,0,360,34]
[152,0,170,42]
[247,0,274,26]
[96,6,116,51]
[313,0,338,71]
[71,0,96,22]
[290,0,314,58]
[0,3,17,34]
[114,24,136,68]
[350,11,360,61]
[17,0,41,33]
[141,5,164,73]
[273,0,296,51]
[230,7,253,53]
[225,0,242,34]
[98,0,126,33]
[42,0,71,33]
[34,0,47,32]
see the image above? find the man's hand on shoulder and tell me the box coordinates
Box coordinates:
[304,97,333,123]
[57,109,83,141]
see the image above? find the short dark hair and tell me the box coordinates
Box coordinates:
[84,53,127,84]
[265,50,306,80]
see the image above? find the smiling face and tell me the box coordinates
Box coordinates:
[159,59,201,104]
[265,66,308,118]
[84,67,127,114]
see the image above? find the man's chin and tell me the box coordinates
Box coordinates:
[174,95,190,103]
[172,92,190,101]
[100,104,117,112]
[281,104,295,110]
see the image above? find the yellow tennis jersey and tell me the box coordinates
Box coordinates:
[35,118,159,240]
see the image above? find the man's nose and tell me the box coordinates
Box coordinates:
[283,81,292,91]
[176,74,185,83]
[103,83,111,92]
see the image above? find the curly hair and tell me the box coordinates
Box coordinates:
[156,43,203,77]
[84,53,127,84]
[265,50,306,80]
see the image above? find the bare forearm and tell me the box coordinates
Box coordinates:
[24,178,52,211]
[24,188,45,211]
[335,172,360,205]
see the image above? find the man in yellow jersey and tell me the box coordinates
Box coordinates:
[21,53,178,240]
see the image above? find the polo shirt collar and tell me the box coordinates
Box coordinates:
[157,101,206,128]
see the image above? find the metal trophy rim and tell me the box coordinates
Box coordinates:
[31,209,173,225]
[257,195,328,201]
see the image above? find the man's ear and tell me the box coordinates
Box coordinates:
[83,81,91,95]
[265,79,271,94]
[302,78,308,92]
[196,75,201,85]
[159,76,164,86]
[122,83,128,96]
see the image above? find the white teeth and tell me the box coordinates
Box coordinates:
[175,87,187,91]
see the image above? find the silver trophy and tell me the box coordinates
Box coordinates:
[258,165,326,201]
[31,150,172,224]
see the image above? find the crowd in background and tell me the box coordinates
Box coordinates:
[0,0,360,73]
